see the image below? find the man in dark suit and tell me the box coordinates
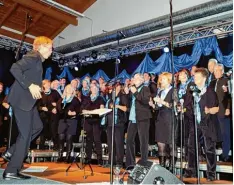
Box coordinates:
[210,64,231,161]
[2,36,53,180]
[143,72,158,145]
[207,59,218,85]
[126,73,152,167]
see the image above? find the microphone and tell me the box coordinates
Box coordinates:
[190,85,201,93]
[179,99,184,106]
[225,69,232,77]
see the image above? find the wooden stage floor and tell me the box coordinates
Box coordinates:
[0,160,233,184]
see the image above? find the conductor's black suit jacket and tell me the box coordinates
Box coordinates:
[8,51,43,111]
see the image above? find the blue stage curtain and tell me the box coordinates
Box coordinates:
[133,53,156,75]
[57,67,67,80]
[147,36,233,74]
[92,69,110,82]
[64,67,74,82]
[44,67,52,80]
[111,69,131,83]
[80,73,91,82]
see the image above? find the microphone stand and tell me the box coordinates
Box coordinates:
[192,93,200,185]
[110,31,123,184]
[169,0,176,174]
[179,100,184,181]
[7,13,32,149]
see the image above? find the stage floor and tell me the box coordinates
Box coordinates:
[0,161,233,184]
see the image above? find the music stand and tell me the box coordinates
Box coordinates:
[66,109,111,179]
[66,115,93,179]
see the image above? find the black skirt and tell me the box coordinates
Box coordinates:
[155,108,172,144]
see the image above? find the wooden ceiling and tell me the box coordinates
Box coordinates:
[0,0,96,44]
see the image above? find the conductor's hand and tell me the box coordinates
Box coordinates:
[2,102,10,109]
[29,84,41,99]
[42,107,48,112]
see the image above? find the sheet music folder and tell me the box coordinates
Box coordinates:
[81,108,112,117]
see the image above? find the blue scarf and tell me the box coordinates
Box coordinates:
[9,106,13,117]
[44,89,51,95]
[100,96,120,126]
[207,73,212,86]
[62,96,74,109]
[129,85,144,123]
[157,86,172,107]
[90,93,99,102]
[82,87,90,96]
[56,88,63,97]
[144,81,149,86]
[194,86,207,124]
[178,80,190,99]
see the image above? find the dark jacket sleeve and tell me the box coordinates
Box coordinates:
[10,56,35,89]
[149,82,158,97]
[134,86,151,106]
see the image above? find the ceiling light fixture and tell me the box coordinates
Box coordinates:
[40,0,85,18]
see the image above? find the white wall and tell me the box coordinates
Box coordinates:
[54,0,213,47]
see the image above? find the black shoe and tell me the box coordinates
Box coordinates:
[98,159,103,166]
[103,164,111,168]
[1,151,12,162]
[207,176,215,181]
[85,158,91,164]
[3,172,31,180]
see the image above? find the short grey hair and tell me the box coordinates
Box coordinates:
[208,58,218,64]
[214,63,224,73]
[134,73,144,84]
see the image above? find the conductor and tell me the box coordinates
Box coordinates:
[2,36,53,180]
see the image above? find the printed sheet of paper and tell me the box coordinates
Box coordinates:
[82,108,112,116]
[22,166,48,173]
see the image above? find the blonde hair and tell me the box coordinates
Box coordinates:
[42,79,51,86]
[33,36,53,51]
[62,84,76,98]
[159,72,172,84]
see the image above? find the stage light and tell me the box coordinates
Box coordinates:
[74,66,79,71]
[73,55,79,62]
[91,50,98,59]
[59,59,64,64]
[163,47,169,53]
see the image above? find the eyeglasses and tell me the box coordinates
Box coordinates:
[43,44,53,51]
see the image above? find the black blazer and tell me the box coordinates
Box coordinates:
[209,77,231,117]
[8,51,43,111]
[133,85,152,121]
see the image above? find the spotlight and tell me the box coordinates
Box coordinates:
[59,59,64,64]
[73,55,79,62]
[91,50,98,59]
[74,66,79,71]
[163,47,169,53]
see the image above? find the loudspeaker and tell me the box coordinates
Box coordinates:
[127,160,184,184]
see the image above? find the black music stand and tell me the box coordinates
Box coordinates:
[66,115,93,179]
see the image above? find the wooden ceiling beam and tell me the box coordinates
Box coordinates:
[0,28,34,43]
[0,3,18,27]
[23,13,43,35]
[50,22,68,39]
[12,0,78,26]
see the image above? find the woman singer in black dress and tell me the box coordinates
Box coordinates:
[104,82,129,168]
[55,84,81,163]
[149,72,177,170]
[177,69,194,160]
